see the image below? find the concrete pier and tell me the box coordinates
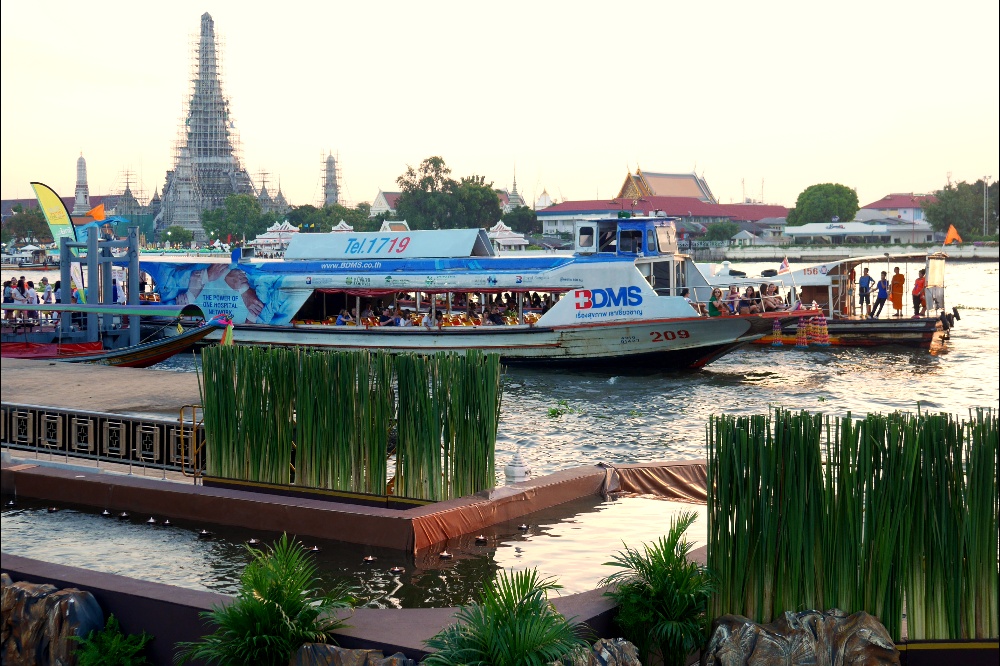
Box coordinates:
[1,357,201,420]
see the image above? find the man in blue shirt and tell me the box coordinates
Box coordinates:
[858,267,875,317]
[871,271,889,319]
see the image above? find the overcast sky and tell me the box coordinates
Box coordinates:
[2,0,997,210]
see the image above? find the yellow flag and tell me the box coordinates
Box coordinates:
[31,182,76,243]
[86,203,105,221]
[944,224,962,245]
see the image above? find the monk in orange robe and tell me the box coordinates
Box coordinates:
[889,267,905,316]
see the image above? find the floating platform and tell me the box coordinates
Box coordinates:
[2,357,707,551]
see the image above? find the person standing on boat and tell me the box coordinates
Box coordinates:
[889,267,906,317]
[24,281,38,320]
[858,267,875,317]
[871,271,889,319]
[39,277,52,304]
[912,269,927,318]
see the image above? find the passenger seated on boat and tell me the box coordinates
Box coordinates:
[488,307,507,326]
[379,308,394,326]
[708,289,729,317]
[759,283,785,311]
[335,309,352,325]
[738,286,761,315]
[724,286,741,314]
[679,288,706,316]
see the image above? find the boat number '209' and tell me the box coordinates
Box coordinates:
[650,330,691,342]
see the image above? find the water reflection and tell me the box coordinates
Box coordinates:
[2,494,704,609]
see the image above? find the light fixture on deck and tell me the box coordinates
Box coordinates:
[517,524,529,531]
[101,509,112,517]
[439,551,453,560]
[389,566,405,574]
[309,546,322,553]
[247,538,261,546]
[162,519,172,527]
[198,529,212,539]
[47,507,59,513]
[475,535,488,544]
[363,555,376,563]
[118,512,130,520]
[146,517,157,525]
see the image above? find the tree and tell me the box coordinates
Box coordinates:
[502,205,539,235]
[923,179,998,238]
[164,225,194,246]
[451,175,502,229]
[395,157,504,230]
[201,194,267,243]
[703,220,739,242]
[786,183,859,226]
[395,156,456,230]
[4,205,51,244]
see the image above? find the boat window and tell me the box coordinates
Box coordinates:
[646,229,657,254]
[655,225,677,252]
[598,221,618,252]
[618,229,642,254]
[578,226,594,248]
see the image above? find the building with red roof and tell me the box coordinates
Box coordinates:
[861,193,937,224]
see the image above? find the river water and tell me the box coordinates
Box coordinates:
[3,260,997,606]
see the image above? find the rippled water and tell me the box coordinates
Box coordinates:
[1,495,704,607]
[3,261,996,605]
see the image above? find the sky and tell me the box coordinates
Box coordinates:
[2,0,998,211]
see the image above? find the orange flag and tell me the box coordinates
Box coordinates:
[86,203,105,221]
[944,224,962,245]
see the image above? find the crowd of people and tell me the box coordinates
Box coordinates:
[3,276,53,322]
[700,283,794,317]
[313,292,553,329]
[854,265,927,319]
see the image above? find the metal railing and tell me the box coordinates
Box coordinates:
[1,402,206,482]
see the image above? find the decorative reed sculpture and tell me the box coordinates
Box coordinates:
[198,346,503,502]
[706,409,998,642]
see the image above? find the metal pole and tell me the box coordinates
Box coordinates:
[128,227,141,346]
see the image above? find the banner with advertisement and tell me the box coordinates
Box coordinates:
[140,261,309,325]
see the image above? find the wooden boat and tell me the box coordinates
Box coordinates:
[690,253,955,349]
[1,304,227,368]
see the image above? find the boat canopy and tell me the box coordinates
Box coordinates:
[283,229,496,260]
[0,303,207,318]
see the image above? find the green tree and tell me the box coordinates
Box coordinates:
[923,179,998,238]
[703,220,739,242]
[395,156,456,230]
[201,194,267,243]
[502,205,539,235]
[786,183,859,226]
[164,225,194,246]
[4,205,51,243]
[451,175,502,229]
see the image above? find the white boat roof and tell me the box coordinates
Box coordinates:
[283,228,496,260]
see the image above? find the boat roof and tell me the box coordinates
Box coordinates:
[283,228,496,260]
[0,303,206,318]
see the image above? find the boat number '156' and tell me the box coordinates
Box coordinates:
[345,236,411,255]
[650,330,691,342]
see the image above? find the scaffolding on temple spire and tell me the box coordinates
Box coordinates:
[156,12,257,242]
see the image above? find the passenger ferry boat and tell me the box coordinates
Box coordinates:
[139,217,815,369]
[689,253,954,349]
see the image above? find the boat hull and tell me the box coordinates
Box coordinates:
[753,316,945,349]
[202,314,783,370]
[1,321,221,368]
